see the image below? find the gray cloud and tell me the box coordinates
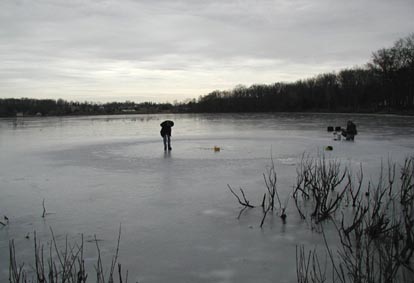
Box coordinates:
[1,0,413,102]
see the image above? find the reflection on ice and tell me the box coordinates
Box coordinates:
[197,268,235,282]
[201,209,229,216]
[276,157,296,166]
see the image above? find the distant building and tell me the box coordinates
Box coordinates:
[121,108,136,113]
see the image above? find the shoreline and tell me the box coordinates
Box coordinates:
[2,109,414,119]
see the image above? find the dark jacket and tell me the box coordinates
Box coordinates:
[346,122,357,135]
[160,126,171,137]
[160,120,174,137]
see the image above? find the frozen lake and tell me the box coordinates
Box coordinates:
[1,113,414,282]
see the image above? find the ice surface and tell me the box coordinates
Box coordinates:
[1,113,414,282]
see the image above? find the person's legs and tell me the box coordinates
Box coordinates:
[346,134,354,141]
[167,135,172,150]
[163,135,167,151]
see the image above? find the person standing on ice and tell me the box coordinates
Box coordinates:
[341,120,357,141]
[160,120,174,151]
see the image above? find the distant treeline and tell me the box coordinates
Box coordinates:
[0,99,174,117]
[1,34,413,117]
[188,34,414,113]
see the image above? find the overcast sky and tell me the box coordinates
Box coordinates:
[1,0,413,103]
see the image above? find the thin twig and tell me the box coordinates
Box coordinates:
[42,199,46,218]
[227,184,254,208]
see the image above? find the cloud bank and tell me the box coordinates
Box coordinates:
[1,0,413,102]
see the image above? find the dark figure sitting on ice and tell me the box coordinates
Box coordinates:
[341,120,357,141]
[160,120,174,151]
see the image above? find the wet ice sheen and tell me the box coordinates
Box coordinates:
[0,113,413,282]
